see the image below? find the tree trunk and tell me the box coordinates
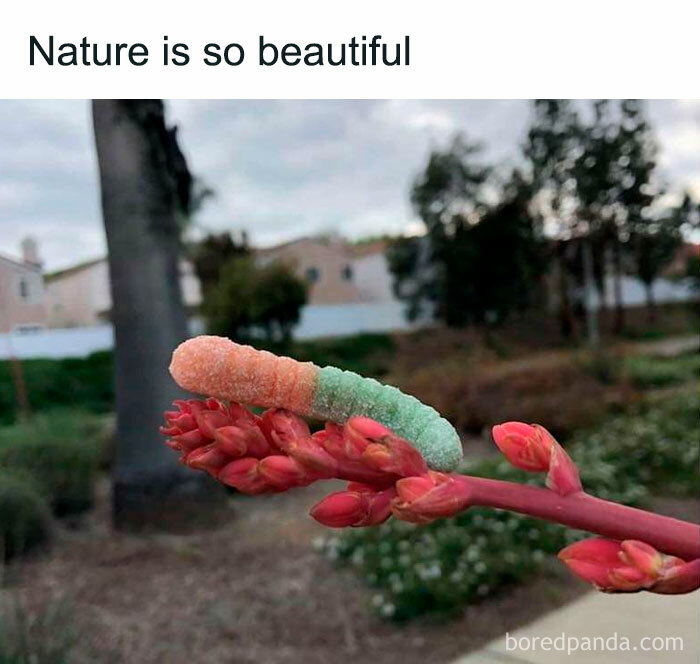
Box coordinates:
[581,236,599,347]
[645,282,657,323]
[557,244,577,340]
[612,239,625,334]
[92,100,215,529]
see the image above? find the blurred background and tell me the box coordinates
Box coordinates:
[0,99,698,663]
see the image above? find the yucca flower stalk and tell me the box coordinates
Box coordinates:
[160,399,700,595]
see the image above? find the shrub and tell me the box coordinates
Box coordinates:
[623,352,700,389]
[290,333,396,378]
[570,386,700,497]
[0,351,113,425]
[0,410,106,517]
[0,470,50,561]
[396,353,636,438]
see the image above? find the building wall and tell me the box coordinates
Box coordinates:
[352,251,396,302]
[46,261,109,328]
[260,238,364,305]
[46,258,202,328]
[0,255,47,333]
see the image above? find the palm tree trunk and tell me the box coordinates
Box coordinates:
[612,239,625,334]
[92,100,213,528]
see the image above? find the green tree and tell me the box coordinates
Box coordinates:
[191,231,249,295]
[391,135,545,327]
[630,206,683,321]
[405,135,491,326]
[204,257,307,343]
[523,100,582,338]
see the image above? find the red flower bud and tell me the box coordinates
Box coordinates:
[361,434,428,478]
[492,422,553,472]
[258,455,309,489]
[195,409,235,439]
[343,417,390,458]
[183,443,230,476]
[287,437,339,478]
[392,472,471,523]
[558,538,699,594]
[219,458,270,495]
[214,423,270,458]
[310,491,366,528]
[652,559,700,594]
[310,487,396,528]
[262,408,311,452]
[545,442,582,496]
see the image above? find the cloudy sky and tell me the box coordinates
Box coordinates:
[0,99,698,271]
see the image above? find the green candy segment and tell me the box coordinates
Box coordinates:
[312,366,462,471]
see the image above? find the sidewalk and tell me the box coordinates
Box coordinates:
[452,590,699,664]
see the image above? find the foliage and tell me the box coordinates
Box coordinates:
[0,596,76,663]
[190,230,249,295]
[0,352,113,426]
[276,333,395,378]
[687,254,700,292]
[396,351,634,439]
[203,257,307,343]
[570,386,700,497]
[0,410,106,516]
[392,136,546,327]
[623,352,700,389]
[0,470,50,562]
[322,388,697,620]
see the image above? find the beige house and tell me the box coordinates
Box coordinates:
[45,257,202,328]
[257,235,394,305]
[42,234,397,328]
[0,238,47,333]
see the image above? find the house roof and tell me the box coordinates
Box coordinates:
[44,257,105,282]
[0,251,42,272]
[349,238,390,258]
[258,235,393,260]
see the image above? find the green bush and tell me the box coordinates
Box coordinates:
[0,410,106,517]
[322,388,698,621]
[0,351,113,425]
[0,596,76,663]
[570,387,700,497]
[0,470,50,562]
[258,333,396,378]
[623,352,700,389]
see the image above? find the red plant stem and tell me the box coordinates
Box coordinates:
[459,475,700,561]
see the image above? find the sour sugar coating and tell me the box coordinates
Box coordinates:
[170,336,463,471]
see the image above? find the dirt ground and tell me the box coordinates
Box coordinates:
[4,477,599,664]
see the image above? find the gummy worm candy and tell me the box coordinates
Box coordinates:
[169,335,463,471]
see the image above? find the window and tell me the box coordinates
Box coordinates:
[18,277,30,301]
[341,265,353,281]
[13,324,43,335]
[305,266,320,283]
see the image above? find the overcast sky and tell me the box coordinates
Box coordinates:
[0,99,698,271]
